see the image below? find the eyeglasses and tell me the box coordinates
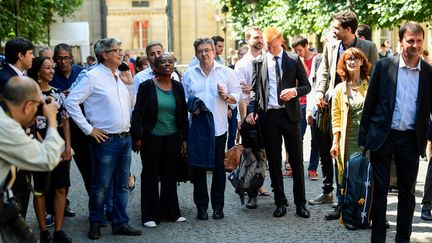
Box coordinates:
[196,48,213,55]
[346,57,360,63]
[54,56,72,62]
[106,48,123,54]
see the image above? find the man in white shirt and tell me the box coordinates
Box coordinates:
[133,41,179,94]
[183,37,240,221]
[65,38,142,240]
[0,76,64,242]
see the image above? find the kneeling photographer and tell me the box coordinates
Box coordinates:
[0,76,65,242]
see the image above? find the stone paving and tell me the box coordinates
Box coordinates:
[26,130,432,243]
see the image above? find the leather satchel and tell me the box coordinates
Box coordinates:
[224,145,243,172]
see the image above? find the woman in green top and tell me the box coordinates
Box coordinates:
[131,53,189,228]
[329,47,371,223]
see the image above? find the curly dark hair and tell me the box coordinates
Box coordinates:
[336,47,371,81]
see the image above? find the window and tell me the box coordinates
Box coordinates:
[133,20,149,49]
[132,1,149,7]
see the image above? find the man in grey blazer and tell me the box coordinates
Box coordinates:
[309,10,378,220]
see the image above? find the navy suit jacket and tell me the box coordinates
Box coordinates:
[358,55,432,156]
[0,64,19,93]
[248,51,311,122]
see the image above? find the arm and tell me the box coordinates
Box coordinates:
[358,61,382,148]
[131,83,147,152]
[368,42,379,67]
[316,44,331,107]
[222,70,241,105]
[61,118,72,161]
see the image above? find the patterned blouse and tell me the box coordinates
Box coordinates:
[35,87,69,138]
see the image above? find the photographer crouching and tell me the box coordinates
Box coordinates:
[0,76,65,242]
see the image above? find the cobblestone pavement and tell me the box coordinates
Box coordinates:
[26,130,432,243]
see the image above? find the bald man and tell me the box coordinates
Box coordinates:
[0,76,64,242]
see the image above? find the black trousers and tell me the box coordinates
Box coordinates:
[316,128,335,195]
[262,109,306,206]
[191,133,227,211]
[140,132,181,224]
[370,130,419,243]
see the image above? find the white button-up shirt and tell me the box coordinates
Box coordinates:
[65,64,135,135]
[234,52,255,100]
[8,63,24,76]
[183,62,241,136]
[391,55,420,131]
[266,50,284,109]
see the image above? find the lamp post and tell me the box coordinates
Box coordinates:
[221,5,229,64]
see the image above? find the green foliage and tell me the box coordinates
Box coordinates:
[0,0,83,46]
[216,0,432,38]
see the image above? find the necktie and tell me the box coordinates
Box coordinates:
[274,56,283,105]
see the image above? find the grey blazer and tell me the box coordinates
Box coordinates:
[358,55,432,156]
[316,38,378,101]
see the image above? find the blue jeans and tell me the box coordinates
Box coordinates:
[89,134,131,231]
[307,118,320,171]
[227,107,238,149]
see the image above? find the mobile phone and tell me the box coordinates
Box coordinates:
[118,62,130,71]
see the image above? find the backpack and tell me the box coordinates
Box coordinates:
[341,152,373,229]
[228,148,266,205]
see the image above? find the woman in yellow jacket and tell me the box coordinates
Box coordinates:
[330,47,371,219]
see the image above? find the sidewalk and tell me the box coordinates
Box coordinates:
[25,130,432,242]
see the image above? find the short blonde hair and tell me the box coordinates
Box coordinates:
[263,26,283,42]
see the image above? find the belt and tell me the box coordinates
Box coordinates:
[108,131,130,138]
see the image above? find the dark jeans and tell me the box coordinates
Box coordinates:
[370,130,419,243]
[191,133,227,211]
[422,158,432,210]
[89,134,131,232]
[307,118,320,171]
[227,107,238,149]
[316,128,334,195]
[262,109,306,206]
[140,132,181,224]
[300,104,307,139]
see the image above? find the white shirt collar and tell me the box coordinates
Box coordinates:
[399,54,421,70]
[99,63,121,79]
[8,63,25,77]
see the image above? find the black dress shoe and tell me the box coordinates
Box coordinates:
[53,230,72,243]
[345,223,359,230]
[246,197,257,209]
[40,230,52,243]
[273,205,287,217]
[213,208,224,219]
[113,225,143,236]
[197,208,208,220]
[324,205,340,220]
[88,222,101,240]
[296,205,310,218]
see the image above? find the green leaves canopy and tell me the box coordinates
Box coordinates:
[216,0,432,38]
[0,0,83,46]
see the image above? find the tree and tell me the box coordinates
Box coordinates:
[0,0,83,47]
[215,0,432,38]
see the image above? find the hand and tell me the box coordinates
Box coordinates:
[42,97,58,127]
[193,108,201,115]
[359,146,365,153]
[306,111,313,125]
[217,84,226,98]
[227,108,232,119]
[61,147,72,161]
[90,128,108,143]
[241,83,251,94]
[315,93,326,108]
[330,144,339,158]
[246,113,258,125]
[119,70,134,85]
[63,89,70,96]
[181,141,187,156]
[132,139,141,153]
[280,88,296,102]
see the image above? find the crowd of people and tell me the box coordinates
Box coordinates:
[0,8,432,243]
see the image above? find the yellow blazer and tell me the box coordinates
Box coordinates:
[331,79,368,184]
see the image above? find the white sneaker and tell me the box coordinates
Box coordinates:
[143,221,157,228]
[176,217,186,222]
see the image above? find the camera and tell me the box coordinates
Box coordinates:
[118,61,130,71]
[36,97,52,115]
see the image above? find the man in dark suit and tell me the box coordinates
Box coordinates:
[246,26,311,218]
[310,10,378,220]
[0,37,34,219]
[358,21,432,243]
[0,37,34,92]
